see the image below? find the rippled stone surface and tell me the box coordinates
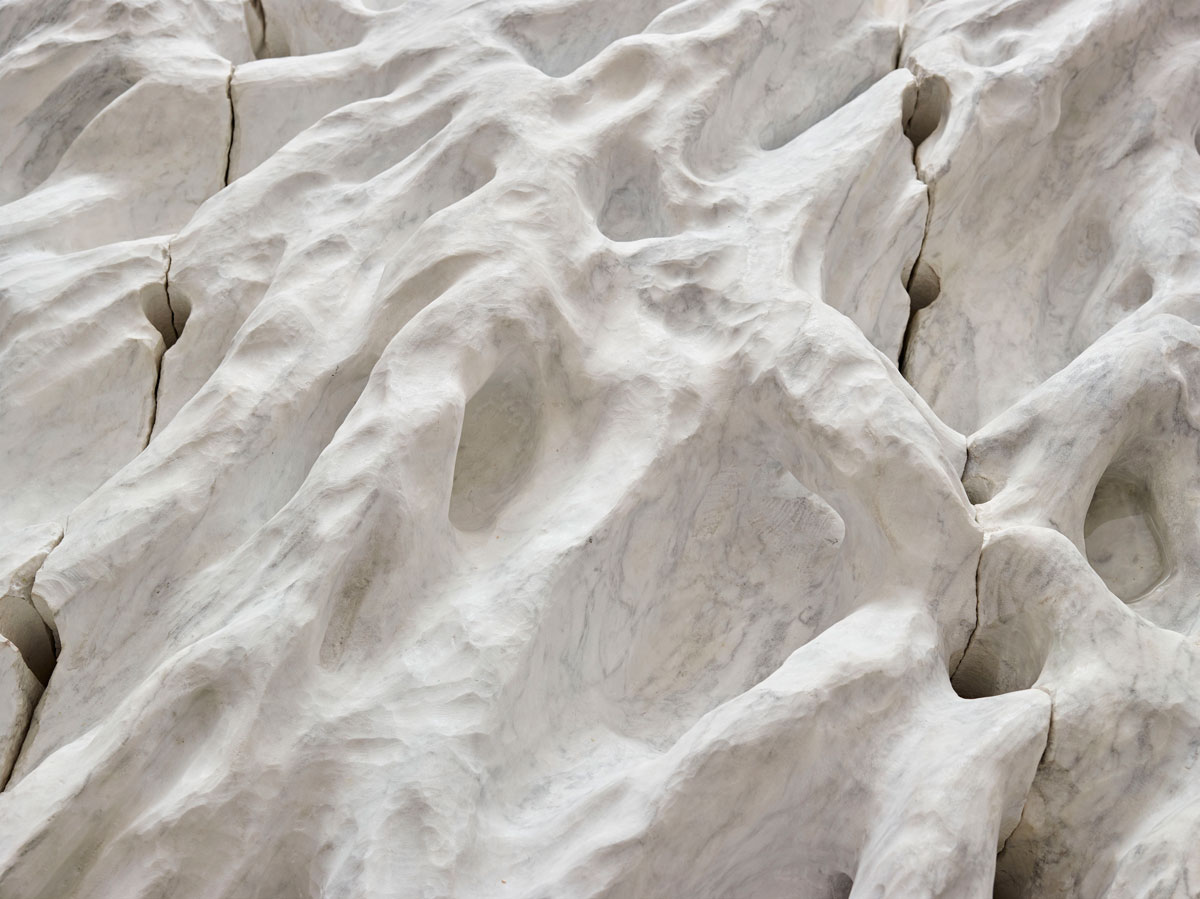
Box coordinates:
[0,1,1198,896]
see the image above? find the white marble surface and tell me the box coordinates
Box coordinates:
[0,0,1196,896]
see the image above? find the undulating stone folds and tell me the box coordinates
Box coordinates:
[1,0,1198,896]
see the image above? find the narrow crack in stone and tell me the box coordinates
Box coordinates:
[223,64,236,186]
[950,536,983,684]
[2,690,39,792]
[897,78,935,376]
[145,245,175,449]
[995,691,1054,874]
[951,456,1056,884]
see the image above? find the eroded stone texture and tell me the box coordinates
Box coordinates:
[0,0,1195,897]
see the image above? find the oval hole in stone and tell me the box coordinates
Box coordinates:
[903,74,949,150]
[950,614,1050,700]
[906,259,941,311]
[449,366,540,532]
[0,597,55,684]
[138,281,176,350]
[824,873,853,899]
[1084,473,1167,601]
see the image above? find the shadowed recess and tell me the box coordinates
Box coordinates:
[449,365,541,531]
[906,259,941,311]
[0,598,55,685]
[902,74,949,149]
[1084,472,1167,602]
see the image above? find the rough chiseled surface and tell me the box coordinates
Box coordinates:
[0,0,1197,896]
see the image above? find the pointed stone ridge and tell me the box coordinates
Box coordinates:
[0,0,1197,896]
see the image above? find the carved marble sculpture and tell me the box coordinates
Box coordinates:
[1,0,1198,896]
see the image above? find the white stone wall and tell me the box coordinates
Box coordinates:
[0,0,1197,895]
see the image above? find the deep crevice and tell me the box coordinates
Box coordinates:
[998,708,1051,854]
[164,246,178,340]
[892,42,1045,894]
[2,697,36,791]
[949,541,983,685]
[896,288,922,374]
[896,72,947,374]
[993,701,1053,899]
[145,247,177,447]
[897,184,933,374]
[223,64,236,186]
